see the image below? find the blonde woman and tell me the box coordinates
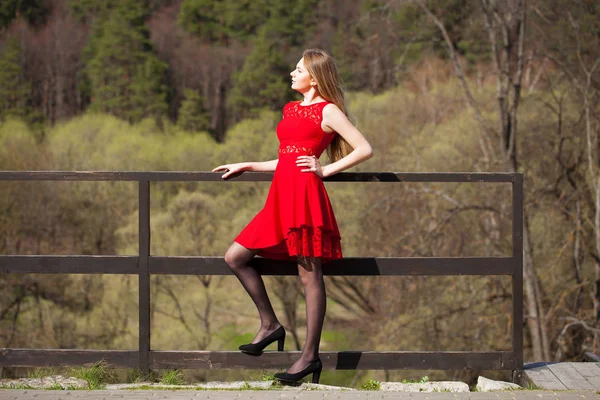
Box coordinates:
[213,48,373,384]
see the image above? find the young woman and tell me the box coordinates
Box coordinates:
[212,48,373,384]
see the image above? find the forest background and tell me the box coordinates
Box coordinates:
[0,0,599,388]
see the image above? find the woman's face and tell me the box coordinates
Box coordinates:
[290,57,315,93]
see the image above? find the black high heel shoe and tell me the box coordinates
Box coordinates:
[274,358,322,384]
[239,325,285,356]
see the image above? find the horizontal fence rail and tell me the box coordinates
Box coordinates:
[0,170,524,382]
[1,256,516,275]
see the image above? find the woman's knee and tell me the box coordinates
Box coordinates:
[224,248,242,270]
[224,243,253,271]
[297,257,323,286]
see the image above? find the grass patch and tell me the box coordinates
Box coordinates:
[361,379,380,390]
[125,367,160,383]
[524,381,542,390]
[27,367,63,379]
[0,384,36,390]
[1,361,120,390]
[261,373,276,381]
[159,369,186,385]
[68,360,118,389]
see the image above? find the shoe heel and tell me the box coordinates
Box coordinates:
[277,336,285,351]
[311,368,322,384]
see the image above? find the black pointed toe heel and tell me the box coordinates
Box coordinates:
[239,326,286,356]
[274,358,322,384]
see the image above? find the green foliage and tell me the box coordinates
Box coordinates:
[177,88,210,132]
[260,0,319,46]
[129,57,169,123]
[179,0,268,43]
[4,67,594,387]
[426,0,484,57]
[219,324,255,349]
[0,118,40,170]
[69,360,117,389]
[27,367,64,379]
[0,38,30,122]
[261,373,276,381]
[240,381,251,390]
[220,0,269,40]
[84,0,167,124]
[68,0,116,22]
[125,368,160,383]
[69,0,169,22]
[160,369,186,385]
[533,0,600,68]
[225,0,318,117]
[228,27,293,118]
[321,330,351,350]
[119,189,234,257]
[178,0,228,42]
[179,0,320,45]
[361,379,381,390]
[0,0,49,28]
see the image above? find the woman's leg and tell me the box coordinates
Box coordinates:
[286,256,325,373]
[224,241,282,342]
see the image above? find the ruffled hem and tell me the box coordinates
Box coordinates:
[285,225,342,262]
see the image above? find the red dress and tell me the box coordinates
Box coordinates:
[234,100,343,263]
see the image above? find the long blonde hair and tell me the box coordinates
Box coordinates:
[302,48,353,163]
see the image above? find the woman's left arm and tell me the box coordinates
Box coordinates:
[320,103,373,178]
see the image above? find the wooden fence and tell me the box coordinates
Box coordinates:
[0,171,524,382]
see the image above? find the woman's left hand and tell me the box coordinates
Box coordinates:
[296,155,324,178]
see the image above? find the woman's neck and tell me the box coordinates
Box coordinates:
[301,89,324,104]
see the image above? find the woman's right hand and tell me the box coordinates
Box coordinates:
[212,162,251,180]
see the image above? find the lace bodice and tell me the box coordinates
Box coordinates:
[282,101,328,126]
[277,100,335,158]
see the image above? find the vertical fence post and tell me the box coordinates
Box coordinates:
[138,180,151,379]
[512,174,524,382]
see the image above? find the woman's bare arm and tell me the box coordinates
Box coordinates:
[320,104,373,177]
[212,159,279,179]
[248,159,278,172]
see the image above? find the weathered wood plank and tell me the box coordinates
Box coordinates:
[0,255,516,275]
[150,350,517,370]
[0,349,137,368]
[547,362,596,390]
[150,256,516,276]
[0,255,138,274]
[568,362,600,389]
[0,349,517,370]
[512,175,524,370]
[138,180,151,377]
[0,171,517,183]
[523,362,568,390]
[569,362,600,377]
[582,377,600,390]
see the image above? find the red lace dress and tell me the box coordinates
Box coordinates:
[234,100,343,263]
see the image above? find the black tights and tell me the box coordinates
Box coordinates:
[224,242,326,372]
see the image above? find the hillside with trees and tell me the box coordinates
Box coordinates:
[1,0,599,387]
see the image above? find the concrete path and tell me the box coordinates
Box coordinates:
[1,389,599,399]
